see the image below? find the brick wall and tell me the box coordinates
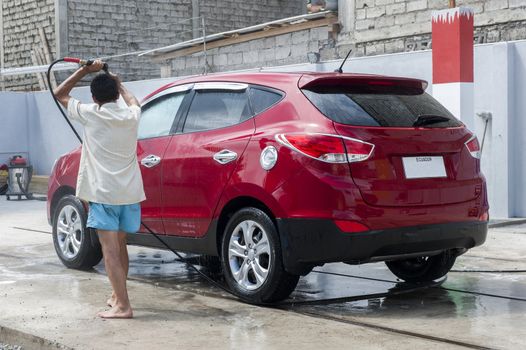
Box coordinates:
[2,0,56,91]
[348,0,526,56]
[1,0,306,90]
[197,0,305,35]
[66,0,193,84]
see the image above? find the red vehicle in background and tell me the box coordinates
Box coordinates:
[48,72,488,303]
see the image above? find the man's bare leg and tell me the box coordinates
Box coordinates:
[97,230,133,319]
[107,232,128,307]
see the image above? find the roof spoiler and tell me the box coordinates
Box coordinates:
[299,75,428,94]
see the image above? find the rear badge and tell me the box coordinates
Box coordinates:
[402,156,447,179]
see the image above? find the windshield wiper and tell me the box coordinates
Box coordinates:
[413,114,450,127]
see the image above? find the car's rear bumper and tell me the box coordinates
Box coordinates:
[276,219,487,275]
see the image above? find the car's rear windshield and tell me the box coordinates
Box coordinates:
[302,89,462,128]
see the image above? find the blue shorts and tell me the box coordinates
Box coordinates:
[86,202,141,233]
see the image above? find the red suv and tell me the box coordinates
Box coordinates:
[48,72,488,303]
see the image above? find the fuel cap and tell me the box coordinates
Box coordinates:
[260,146,278,171]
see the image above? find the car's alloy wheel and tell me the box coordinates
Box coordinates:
[52,195,102,270]
[385,250,457,283]
[228,219,271,290]
[56,204,83,260]
[221,207,299,304]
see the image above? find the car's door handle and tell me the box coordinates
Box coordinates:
[213,149,238,164]
[141,154,161,168]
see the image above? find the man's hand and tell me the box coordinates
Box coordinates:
[82,59,105,73]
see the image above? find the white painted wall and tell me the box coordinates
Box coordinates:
[0,40,525,218]
[0,92,31,167]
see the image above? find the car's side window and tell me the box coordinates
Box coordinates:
[249,87,283,115]
[138,92,186,139]
[182,90,251,133]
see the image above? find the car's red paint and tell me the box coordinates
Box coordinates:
[48,72,488,268]
[136,136,172,234]
[161,117,256,237]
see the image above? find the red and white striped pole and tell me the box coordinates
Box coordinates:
[431,6,474,129]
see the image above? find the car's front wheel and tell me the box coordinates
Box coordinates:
[385,250,457,283]
[52,195,102,270]
[221,207,299,304]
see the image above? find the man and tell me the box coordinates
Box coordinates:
[54,60,145,319]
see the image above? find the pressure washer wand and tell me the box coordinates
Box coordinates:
[63,57,109,73]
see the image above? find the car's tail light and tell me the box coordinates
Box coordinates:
[276,133,374,163]
[465,135,481,159]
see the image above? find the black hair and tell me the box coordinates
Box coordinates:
[90,73,119,104]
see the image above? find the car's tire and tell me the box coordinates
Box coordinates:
[52,195,102,270]
[221,207,299,304]
[385,250,457,283]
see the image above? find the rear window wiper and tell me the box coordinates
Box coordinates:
[412,114,450,127]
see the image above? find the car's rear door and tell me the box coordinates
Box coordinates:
[136,85,191,234]
[161,82,255,237]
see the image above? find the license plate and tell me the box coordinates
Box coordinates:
[402,156,447,179]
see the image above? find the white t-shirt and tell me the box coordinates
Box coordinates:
[67,98,146,205]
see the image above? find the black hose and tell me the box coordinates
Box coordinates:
[46,59,235,298]
[47,59,83,143]
[140,221,233,295]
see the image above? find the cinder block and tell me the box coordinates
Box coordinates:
[263,37,276,49]
[249,39,265,51]
[384,39,406,53]
[376,15,395,28]
[386,3,406,15]
[509,0,526,8]
[291,42,309,58]
[375,0,395,5]
[227,52,243,65]
[366,6,386,18]
[276,33,292,47]
[394,12,416,25]
[485,0,509,11]
[356,0,375,9]
[406,0,428,12]
[355,18,375,31]
[308,40,319,52]
[291,29,310,43]
[365,42,385,55]
[276,46,291,59]
[416,10,433,23]
[214,53,228,67]
[260,48,276,62]
[242,50,259,64]
[310,27,327,41]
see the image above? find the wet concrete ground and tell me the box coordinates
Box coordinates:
[1,197,525,349]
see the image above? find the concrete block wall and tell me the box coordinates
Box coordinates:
[65,0,193,83]
[347,0,526,56]
[1,0,56,91]
[169,26,334,76]
[197,0,305,35]
[1,0,306,90]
